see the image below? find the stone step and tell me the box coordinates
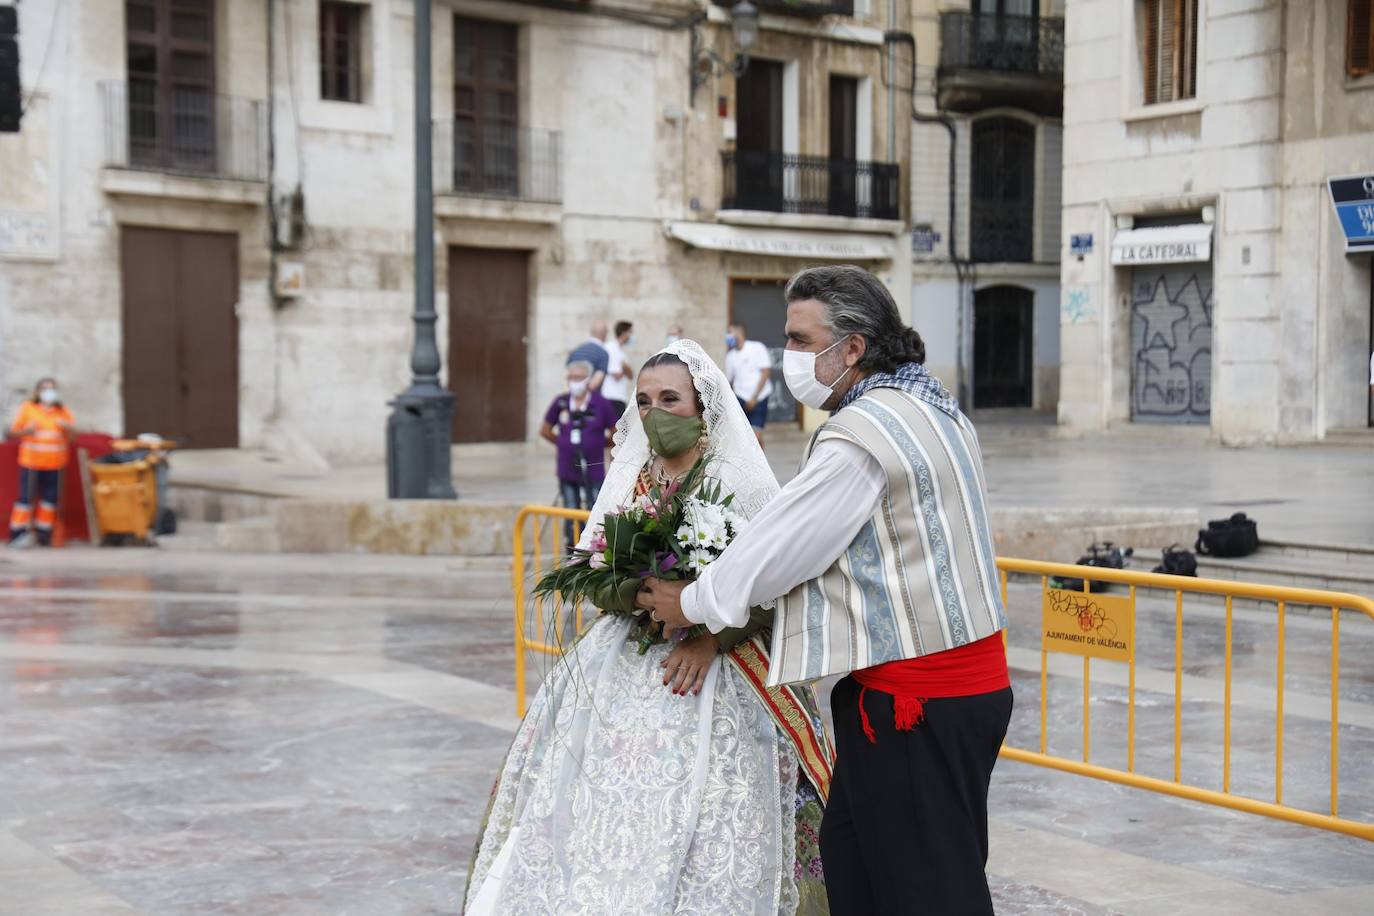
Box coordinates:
[1129,540,1374,599]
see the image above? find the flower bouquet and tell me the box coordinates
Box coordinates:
[533,459,745,653]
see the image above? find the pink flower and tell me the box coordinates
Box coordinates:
[589,551,609,570]
[588,528,607,552]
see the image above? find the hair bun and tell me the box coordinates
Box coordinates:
[903,328,927,366]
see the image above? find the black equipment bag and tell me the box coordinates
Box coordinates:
[1195,513,1259,558]
[1050,542,1133,593]
[1152,544,1198,577]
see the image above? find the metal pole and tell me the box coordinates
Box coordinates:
[412,0,439,388]
[385,0,457,499]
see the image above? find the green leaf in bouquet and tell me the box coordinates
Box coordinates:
[603,515,644,563]
[593,575,644,615]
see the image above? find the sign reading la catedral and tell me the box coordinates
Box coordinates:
[1041,589,1134,663]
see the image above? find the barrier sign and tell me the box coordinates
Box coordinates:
[1042,589,1134,662]
[1327,174,1374,254]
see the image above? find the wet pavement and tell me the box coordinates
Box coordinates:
[172,421,1374,547]
[1,547,1372,914]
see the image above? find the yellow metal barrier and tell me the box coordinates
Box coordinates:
[512,505,592,717]
[994,557,1374,843]
[512,504,1374,841]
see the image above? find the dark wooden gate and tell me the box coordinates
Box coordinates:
[973,285,1034,408]
[120,226,239,447]
[449,246,528,442]
[729,278,797,425]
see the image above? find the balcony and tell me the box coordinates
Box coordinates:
[710,0,853,17]
[433,120,562,205]
[100,81,268,182]
[721,151,900,222]
[936,12,1064,116]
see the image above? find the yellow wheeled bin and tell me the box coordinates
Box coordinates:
[87,437,176,546]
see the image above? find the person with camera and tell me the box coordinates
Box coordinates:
[540,361,619,547]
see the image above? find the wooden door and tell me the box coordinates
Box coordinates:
[449,246,528,442]
[973,285,1034,408]
[734,59,784,212]
[828,75,858,217]
[121,226,239,447]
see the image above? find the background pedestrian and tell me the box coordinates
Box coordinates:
[539,361,618,547]
[602,320,635,418]
[7,378,75,548]
[566,321,610,391]
[724,322,773,448]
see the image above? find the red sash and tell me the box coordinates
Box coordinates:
[852,633,1010,743]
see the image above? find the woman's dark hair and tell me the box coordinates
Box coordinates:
[784,265,926,372]
[638,352,704,411]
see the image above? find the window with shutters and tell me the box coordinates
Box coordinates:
[454,17,519,196]
[320,2,365,103]
[1139,0,1199,105]
[125,0,216,171]
[1350,1,1374,78]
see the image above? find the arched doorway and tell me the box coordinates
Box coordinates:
[973,285,1034,408]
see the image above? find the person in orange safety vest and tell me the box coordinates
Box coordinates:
[7,378,75,547]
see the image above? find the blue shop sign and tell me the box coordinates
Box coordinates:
[1327,174,1374,254]
[1070,233,1093,256]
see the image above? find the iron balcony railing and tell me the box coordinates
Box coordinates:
[433,120,562,205]
[100,80,268,181]
[721,151,900,221]
[938,12,1065,79]
[710,0,853,16]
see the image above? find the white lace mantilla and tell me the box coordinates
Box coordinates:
[464,616,800,915]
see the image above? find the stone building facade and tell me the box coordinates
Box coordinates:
[0,0,914,460]
[1059,0,1374,441]
[909,0,1064,413]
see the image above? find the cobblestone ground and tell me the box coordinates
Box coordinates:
[1,548,1372,914]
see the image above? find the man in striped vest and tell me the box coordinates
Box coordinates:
[643,265,1012,915]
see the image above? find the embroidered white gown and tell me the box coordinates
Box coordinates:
[463,614,801,916]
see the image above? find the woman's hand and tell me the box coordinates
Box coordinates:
[660,633,718,696]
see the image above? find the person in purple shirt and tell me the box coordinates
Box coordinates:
[540,360,619,547]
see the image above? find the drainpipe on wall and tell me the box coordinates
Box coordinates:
[902,33,970,407]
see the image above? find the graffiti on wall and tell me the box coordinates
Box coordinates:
[1062,286,1094,324]
[1130,269,1213,423]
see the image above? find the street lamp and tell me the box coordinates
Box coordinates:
[385,0,457,500]
[690,1,760,106]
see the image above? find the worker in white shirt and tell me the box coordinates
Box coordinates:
[724,322,773,448]
[601,321,635,418]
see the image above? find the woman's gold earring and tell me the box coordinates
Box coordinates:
[697,432,710,451]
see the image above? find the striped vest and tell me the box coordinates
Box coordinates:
[766,388,1007,687]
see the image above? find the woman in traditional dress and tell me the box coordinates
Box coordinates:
[464,340,831,916]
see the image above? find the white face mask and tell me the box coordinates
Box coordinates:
[782,338,853,410]
[568,379,589,398]
[625,334,635,347]
[39,388,60,405]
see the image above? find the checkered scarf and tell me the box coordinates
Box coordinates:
[838,361,960,418]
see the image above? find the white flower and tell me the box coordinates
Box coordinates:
[685,549,714,573]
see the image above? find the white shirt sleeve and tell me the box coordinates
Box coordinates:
[681,437,886,632]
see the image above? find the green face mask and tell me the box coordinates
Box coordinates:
[642,408,704,459]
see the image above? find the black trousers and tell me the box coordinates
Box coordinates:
[820,676,1013,916]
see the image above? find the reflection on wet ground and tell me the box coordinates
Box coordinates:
[1,548,1371,914]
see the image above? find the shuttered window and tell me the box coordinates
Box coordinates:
[1141,0,1198,105]
[320,2,364,103]
[1350,1,1374,77]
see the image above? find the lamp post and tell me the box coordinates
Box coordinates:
[385,0,456,500]
[689,0,760,106]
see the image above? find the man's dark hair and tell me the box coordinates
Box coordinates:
[614,320,633,338]
[784,265,925,371]
[729,321,747,334]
